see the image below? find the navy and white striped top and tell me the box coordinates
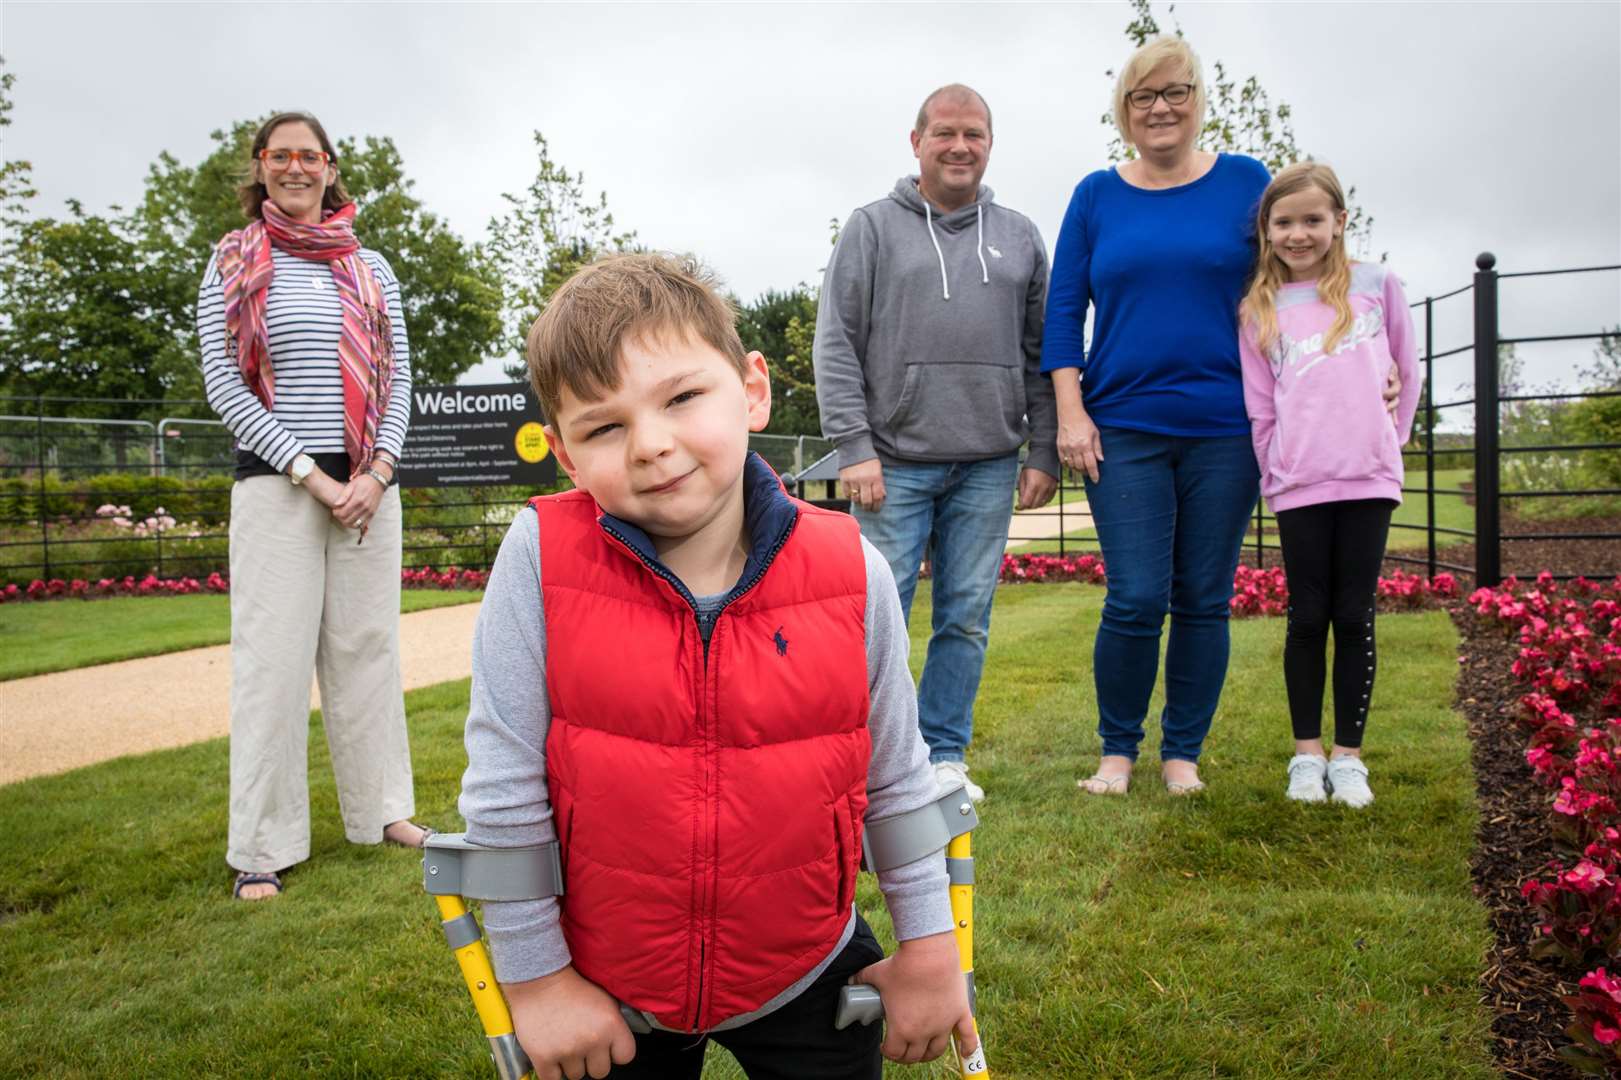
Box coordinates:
[197,246,413,475]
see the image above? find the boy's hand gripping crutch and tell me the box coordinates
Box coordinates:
[833,784,988,1077]
[421,835,651,1080]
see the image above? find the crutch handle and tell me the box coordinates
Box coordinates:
[833,984,885,1029]
[494,1002,654,1080]
[618,1003,653,1034]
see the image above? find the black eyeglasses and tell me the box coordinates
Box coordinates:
[1126,83,1194,110]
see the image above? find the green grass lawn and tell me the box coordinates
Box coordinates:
[0,583,1491,1079]
[0,589,482,682]
[1388,468,1473,551]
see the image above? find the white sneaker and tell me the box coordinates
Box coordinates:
[1327,755,1374,808]
[1285,753,1329,803]
[934,760,985,803]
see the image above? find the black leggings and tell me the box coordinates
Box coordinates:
[1275,499,1395,749]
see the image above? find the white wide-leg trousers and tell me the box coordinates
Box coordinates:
[226,476,414,872]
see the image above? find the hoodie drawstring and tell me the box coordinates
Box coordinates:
[924,201,991,302]
[975,205,989,285]
[925,202,950,301]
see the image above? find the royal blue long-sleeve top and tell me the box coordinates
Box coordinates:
[1040,153,1271,437]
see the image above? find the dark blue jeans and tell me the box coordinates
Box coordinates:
[1083,427,1259,763]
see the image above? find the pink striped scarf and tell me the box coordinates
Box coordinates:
[215,200,395,478]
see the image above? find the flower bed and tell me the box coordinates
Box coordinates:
[1470,573,1621,1073]
[0,565,492,604]
[8,558,1461,609]
[997,554,1458,619]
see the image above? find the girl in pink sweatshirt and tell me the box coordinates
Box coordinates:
[1239,161,1420,809]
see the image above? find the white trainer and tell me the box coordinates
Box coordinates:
[934,760,985,803]
[1285,753,1329,803]
[1327,755,1374,808]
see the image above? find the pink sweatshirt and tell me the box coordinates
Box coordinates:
[1240,262,1421,513]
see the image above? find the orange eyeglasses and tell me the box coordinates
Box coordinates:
[258,148,331,171]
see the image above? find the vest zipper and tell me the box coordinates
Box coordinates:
[598,513,800,1031]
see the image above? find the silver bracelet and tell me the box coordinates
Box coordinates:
[365,467,391,489]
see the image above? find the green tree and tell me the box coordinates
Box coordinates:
[0,59,36,229]
[0,63,195,414]
[0,199,197,415]
[486,133,638,383]
[134,120,503,388]
[1102,0,1374,248]
[1568,329,1621,490]
[736,286,821,436]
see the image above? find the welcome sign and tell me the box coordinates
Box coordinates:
[396,382,557,488]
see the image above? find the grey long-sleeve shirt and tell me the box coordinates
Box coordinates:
[458,507,952,1028]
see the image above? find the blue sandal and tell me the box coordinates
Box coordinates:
[232,870,283,899]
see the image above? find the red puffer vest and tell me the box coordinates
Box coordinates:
[534,467,870,1032]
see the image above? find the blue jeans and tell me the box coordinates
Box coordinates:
[1083,428,1259,763]
[853,453,1019,763]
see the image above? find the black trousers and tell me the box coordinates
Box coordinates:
[1275,499,1395,748]
[607,914,885,1080]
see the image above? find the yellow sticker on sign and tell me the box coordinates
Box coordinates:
[515,422,550,464]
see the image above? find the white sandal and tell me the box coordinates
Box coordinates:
[1077,773,1131,796]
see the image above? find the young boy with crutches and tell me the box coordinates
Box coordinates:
[449,253,979,1079]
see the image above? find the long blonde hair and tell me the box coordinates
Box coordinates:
[1240,161,1353,358]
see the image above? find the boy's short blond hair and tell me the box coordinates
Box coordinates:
[525,253,750,427]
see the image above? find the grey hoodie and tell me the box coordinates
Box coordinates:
[814,177,1058,477]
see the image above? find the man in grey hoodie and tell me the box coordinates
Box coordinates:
[814,83,1059,802]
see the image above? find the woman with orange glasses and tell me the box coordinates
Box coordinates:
[198,111,426,901]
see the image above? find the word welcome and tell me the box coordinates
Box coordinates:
[414,389,528,416]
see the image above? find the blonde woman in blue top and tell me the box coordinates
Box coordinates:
[1044,37,1270,798]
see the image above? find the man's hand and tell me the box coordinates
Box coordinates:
[504,966,636,1080]
[1016,467,1057,511]
[1383,361,1401,419]
[1055,403,1104,483]
[849,931,977,1065]
[840,459,887,513]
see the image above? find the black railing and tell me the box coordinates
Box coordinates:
[0,402,830,586]
[3,256,1617,589]
[1011,254,1620,587]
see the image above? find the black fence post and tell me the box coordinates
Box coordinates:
[1473,252,1501,588]
[1424,296,1437,579]
[35,399,50,581]
[1058,469,1067,557]
[1254,500,1264,568]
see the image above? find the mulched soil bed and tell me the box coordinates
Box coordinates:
[1452,607,1584,1080]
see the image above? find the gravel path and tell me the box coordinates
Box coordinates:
[1,602,481,786]
[1005,499,1093,550]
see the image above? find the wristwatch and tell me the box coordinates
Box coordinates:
[287,454,316,486]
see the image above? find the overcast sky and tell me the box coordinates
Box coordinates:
[5,1,1618,402]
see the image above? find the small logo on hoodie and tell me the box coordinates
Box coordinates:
[986,245,1003,259]
[773,626,789,657]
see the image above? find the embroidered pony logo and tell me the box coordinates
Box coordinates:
[773,626,789,657]
[986,244,1003,259]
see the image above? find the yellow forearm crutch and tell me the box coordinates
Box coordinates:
[430,785,984,1079]
[834,783,988,1078]
[947,828,988,1077]
[433,893,531,1080]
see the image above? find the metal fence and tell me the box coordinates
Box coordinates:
[1004,254,1620,586]
[0,398,831,585]
[4,253,1617,588]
